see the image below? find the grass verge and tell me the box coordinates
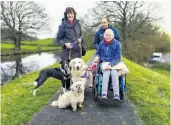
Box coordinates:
[124,58,170,125]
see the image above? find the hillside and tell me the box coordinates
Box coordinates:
[124,57,170,125]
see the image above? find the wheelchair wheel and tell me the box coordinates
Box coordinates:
[92,74,98,100]
[119,75,126,100]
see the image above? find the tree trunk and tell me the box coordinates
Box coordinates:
[14,37,21,51]
[12,55,22,80]
[122,39,129,57]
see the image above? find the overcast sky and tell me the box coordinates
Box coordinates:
[35,0,171,38]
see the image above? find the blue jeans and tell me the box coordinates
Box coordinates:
[102,69,119,96]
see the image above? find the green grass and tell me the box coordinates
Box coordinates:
[1,50,170,125]
[1,38,55,45]
[148,63,170,77]
[1,43,60,55]
[1,38,60,55]
[1,50,95,125]
[22,38,54,45]
[1,43,14,49]
[149,68,170,77]
[124,58,170,125]
[1,43,58,50]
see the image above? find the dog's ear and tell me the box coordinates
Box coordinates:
[69,59,75,70]
[70,84,75,91]
[82,64,88,70]
[80,58,85,66]
[69,59,74,67]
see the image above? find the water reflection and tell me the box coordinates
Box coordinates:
[1,51,61,85]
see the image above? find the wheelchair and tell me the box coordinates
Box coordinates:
[92,61,126,102]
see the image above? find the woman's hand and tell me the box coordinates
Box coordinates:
[106,65,111,70]
[65,43,72,49]
[77,38,82,43]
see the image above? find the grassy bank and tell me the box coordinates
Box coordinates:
[149,68,170,77]
[149,63,170,77]
[1,49,170,125]
[1,50,95,125]
[125,58,170,125]
[1,43,60,55]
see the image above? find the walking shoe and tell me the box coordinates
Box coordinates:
[113,94,120,102]
[100,94,108,101]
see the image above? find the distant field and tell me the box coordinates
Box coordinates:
[22,38,55,45]
[1,38,58,46]
[1,43,59,50]
[1,43,60,55]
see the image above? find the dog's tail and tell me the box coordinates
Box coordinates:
[34,81,38,86]
[51,101,58,106]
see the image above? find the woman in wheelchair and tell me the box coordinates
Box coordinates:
[93,28,121,102]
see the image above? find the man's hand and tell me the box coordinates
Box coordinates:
[93,56,99,63]
[65,43,72,49]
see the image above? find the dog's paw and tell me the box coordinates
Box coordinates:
[73,108,77,112]
[33,89,37,96]
[62,88,66,93]
[79,104,83,108]
[51,101,58,106]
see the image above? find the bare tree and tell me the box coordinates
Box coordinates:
[84,1,159,40]
[1,1,49,50]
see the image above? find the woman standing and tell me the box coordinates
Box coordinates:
[56,7,83,61]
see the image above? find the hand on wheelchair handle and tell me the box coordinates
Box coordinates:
[93,56,99,63]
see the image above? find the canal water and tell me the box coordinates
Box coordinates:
[1,51,61,85]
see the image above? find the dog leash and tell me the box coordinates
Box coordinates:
[86,66,93,72]
[69,49,71,61]
[79,42,82,57]
[81,66,93,78]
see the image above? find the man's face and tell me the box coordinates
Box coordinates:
[67,11,74,21]
[101,18,109,29]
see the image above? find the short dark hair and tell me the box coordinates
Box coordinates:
[101,16,110,22]
[64,7,77,20]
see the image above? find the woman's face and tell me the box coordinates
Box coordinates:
[67,11,74,21]
[104,32,113,41]
[101,18,109,29]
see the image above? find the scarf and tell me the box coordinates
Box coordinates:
[67,20,74,24]
[104,39,113,45]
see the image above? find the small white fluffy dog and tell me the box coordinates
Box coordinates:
[69,58,93,87]
[51,81,85,111]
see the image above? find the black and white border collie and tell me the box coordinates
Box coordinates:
[33,60,71,96]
